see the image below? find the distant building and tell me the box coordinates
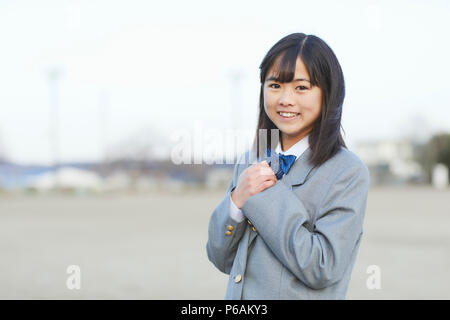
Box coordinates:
[30,167,103,191]
[205,167,233,190]
[353,139,426,185]
[0,162,53,190]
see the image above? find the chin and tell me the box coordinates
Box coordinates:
[281,125,307,136]
[276,123,302,132]
[283,130,301,136]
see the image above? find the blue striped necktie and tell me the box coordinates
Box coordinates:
[266,148,297,180]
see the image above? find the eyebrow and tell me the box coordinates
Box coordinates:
[266,76,310,83]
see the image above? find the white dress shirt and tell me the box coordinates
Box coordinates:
[229,134,310,222]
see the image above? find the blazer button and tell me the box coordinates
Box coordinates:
[234,274,242,283]
[247,219,253,226]
[252,226,257,232]
[225,231,232,236]
[227,225,234,231]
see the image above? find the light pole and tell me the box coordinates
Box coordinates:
[229,69,243,131]
[229,69,244,163]
[98,90,109,178]
[48,68,62,191]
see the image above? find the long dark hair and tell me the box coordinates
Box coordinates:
[251,33,347,167]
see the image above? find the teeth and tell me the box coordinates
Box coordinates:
[279,112,298,118]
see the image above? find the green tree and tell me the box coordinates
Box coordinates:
[414,133,450,183]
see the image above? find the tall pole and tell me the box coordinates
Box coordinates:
[229,69,244,162]
[48,68,62,190]
[229,70,243,131]
[98,90,109,177]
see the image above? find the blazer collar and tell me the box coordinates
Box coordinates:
[249,144,316,187]
[278,146,316,187]
[275,134,310,159]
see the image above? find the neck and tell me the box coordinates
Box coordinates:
[281,131,309,152]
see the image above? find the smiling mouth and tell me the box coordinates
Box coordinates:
[277,111,300,119]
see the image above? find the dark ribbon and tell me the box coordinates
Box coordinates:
[265,147,297,180]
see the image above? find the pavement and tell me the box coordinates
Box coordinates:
[0,185,448,299]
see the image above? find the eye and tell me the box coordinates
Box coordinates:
[296,85,308,91]
[268,83,280,89]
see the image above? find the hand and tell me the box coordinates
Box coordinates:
[230,160,277,209]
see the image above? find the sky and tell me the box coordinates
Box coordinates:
[0,0,449,165]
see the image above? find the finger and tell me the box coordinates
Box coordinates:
[251,160,269,169]
[254,174,277,187]
[248,162,263,171]
[260,160,270,167]
[266,173,277,182]
[257,167,275,176]
[248,163,272,176]
[255,179,276,193]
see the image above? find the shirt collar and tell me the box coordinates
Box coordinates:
[274,134,310,160]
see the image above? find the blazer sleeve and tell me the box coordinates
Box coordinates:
[206,153,249,275]
[241,163,370,290]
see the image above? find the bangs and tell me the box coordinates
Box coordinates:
[266,45,300,83]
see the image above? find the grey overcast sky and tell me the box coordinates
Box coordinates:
[0,0,449,165]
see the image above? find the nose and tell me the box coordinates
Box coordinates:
[279,88,295,106]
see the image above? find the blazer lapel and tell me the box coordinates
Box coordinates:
[281,147,317,188]
[261,146,316,188]
[246,147,317,249]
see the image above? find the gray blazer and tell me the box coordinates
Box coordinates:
[206,146,370,299]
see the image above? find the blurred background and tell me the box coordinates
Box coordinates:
[1,0,449,299]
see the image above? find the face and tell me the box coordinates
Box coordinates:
[263,55,322,150]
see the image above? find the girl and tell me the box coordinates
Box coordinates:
[206,33,370,299]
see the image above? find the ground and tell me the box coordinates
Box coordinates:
[0,185,448,299]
